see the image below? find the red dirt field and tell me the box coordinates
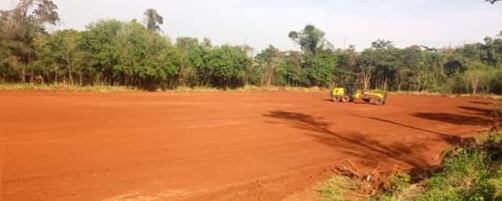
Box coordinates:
[0,91,495,201]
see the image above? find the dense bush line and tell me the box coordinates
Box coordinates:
[1,0,502,93]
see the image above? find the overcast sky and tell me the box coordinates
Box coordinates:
[1,0,501,52]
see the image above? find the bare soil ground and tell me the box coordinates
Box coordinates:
[0,91,494,201]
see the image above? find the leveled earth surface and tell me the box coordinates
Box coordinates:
[0,91,494,201]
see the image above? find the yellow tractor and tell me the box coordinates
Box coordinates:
[331,84,387,105]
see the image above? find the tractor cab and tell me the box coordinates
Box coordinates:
[343,83,357,98]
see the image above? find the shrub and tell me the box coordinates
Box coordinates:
[489,70,502,94]
[384,172,411,193]
[319,176,363,201]
[373,133,501,201]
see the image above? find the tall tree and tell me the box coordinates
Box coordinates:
[334,46,358,86]
[175,37,204,86]
[368,40,400,90]
[288,25,329,55]
[288,25,336,87]
[3,0,60,25]
[357,50,376,91]
[466,60,489,95]
[256,45,281,86]
[0,0,59,82]
[144,8,163,32]
[371,40,394,49]
[36,29,80,84]
[206,45,252,88]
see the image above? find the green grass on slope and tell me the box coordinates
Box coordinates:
[374,133,501,201]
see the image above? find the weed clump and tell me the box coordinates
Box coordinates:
[318,176,364,201]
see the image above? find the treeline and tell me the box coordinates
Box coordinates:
[1,0,502,93]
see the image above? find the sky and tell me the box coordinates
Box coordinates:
[1,0,501,52]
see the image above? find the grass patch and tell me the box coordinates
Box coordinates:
[390,90,502,100]
[373,133,501,201]
[0,83,328,93]
[2,83,502,99]
[172,85,327,93]
[0,83,137,92]
[317,133,501,201]
[318,176,366,201]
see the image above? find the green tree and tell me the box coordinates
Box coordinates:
[112,20,178,89]
[368,40,400,90]
[206,45,252,88]
[420,50,445,92]
[175,37,207,86]
[288,25,336,87]
[40,29,80,84]
[399,46,423,91]
[275,51,305,86]
[334,46,358,86]
[144,9,164,32]
[304,50,337,87]
[0,1,501,93]
[78,20,122,85]
[465,61,488,95]
[371,39,394,49]
[0,20,10,82]
[289,25,329,55]
[76,19,180,89]
[357,50,377,91]
[255,45,282,86]
[0,0,59,82]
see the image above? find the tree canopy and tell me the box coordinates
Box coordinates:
[289,25,330,55]
[1,0,501,94]
[144,8,163,32]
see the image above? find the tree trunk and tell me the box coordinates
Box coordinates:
[417,75,422,92]
[21,66,26,83]
[266,67,275,87]
[362,73,370,91]
[360,65,374,91]
[471,79,479,95]
[69,69,73,86]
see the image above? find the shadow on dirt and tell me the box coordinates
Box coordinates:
[263,111,434,170]
[412,112,492,126]
[459,106,494,116]
[263,108,501,190]
[361,116,461,144]
[469,101,493,105]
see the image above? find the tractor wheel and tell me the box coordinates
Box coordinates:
[341,95,351,103]
[333,96,342,102]
[374,97,385,105]
[368,98,375,104]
